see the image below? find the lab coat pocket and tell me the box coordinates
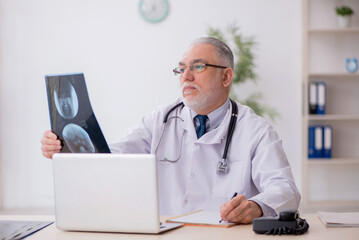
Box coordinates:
[211,161,244,199]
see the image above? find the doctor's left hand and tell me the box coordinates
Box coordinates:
[219,194,263,224]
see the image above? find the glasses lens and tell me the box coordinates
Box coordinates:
[193,64,206,72]
[173,64,206,75]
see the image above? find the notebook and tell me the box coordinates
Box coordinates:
[0,221,53,240]
[317,211,359,228]
[166,210,237,228]
[52,153,183,234]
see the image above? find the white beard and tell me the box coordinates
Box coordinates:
[181,82,219,112]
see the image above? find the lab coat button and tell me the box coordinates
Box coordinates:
[190,173,195,177]
[184,199,188,204]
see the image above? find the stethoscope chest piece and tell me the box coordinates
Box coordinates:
[217,159,229,175]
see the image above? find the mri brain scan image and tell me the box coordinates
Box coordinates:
[62,123,95,153]
[54,80,79,119]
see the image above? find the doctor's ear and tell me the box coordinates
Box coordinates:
[222,68,234,87]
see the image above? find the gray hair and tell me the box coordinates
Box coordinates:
[191,37,234,69]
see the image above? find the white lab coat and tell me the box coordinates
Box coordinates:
[110,98,300,216]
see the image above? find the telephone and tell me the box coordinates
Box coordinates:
[253,209,309,235]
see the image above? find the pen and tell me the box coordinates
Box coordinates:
[219,192,238,223]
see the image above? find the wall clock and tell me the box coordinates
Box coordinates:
[139,0,169,23]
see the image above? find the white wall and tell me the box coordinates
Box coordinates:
[0,0,302,209]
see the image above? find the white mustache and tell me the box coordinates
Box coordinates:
[181,82,200,93]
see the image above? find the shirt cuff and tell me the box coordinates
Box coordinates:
[249,199,277,217]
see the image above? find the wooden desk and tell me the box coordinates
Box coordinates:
[1,214,358,239]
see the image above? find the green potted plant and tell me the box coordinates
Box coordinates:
[335,6,354,28]
[207,24,279,121]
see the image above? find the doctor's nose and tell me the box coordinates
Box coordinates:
[181,67,194,82]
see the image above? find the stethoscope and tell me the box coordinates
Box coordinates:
[154,99,238,175]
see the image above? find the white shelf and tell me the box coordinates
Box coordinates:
[308,73,359,78]
[306,158,359,165]
[309,28,359,33]
[303,200,359,212]
[306,115,359,121]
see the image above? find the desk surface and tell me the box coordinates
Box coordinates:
[1,214,358,240]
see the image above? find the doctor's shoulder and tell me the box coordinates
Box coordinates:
[235,102,277,136]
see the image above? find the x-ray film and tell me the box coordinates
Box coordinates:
[45,73,110,153]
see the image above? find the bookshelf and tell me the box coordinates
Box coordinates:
[302,0,359,211]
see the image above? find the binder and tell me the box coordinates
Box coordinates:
[317,82,326,115]
[308,126,316,158]
[308,82,317,114]
[323,125,332,158]
[314,126,323,158]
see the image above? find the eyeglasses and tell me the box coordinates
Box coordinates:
[173,63,227,76]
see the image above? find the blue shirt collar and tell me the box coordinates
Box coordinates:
[191,98,231,132]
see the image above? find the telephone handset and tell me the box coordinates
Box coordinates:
[253,209,309,235]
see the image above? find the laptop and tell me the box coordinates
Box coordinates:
[52,153,183,233]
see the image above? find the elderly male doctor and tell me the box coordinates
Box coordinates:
[41,37,300,224]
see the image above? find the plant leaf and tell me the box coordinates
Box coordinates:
[207,23,279,122]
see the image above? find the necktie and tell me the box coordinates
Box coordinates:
[196,115,208,138]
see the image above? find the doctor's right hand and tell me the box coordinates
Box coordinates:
[41,130,62,159]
